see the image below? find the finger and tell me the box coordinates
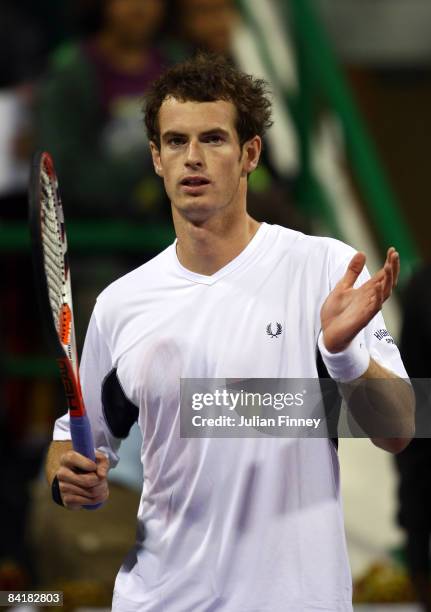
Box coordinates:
[63,493,105,510]
[61,481,109,508]
[60,450,97,473]
[360,267,385,291]
[382,261,393,300]
[391,250,400,287]
[60,480,108,501]
[386,246,396,262]
[95,451,109,478]
[60,481,99,500]
[378,279,384,303]
[373,281,384,309]
[341,252,366,288]
[385,247,400,286]
[57,466,101,488]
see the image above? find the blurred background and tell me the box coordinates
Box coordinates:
[1,0,431,610]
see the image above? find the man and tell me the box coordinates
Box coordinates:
[46,54,414,611]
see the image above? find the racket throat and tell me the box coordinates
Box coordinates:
[57,357,86,417]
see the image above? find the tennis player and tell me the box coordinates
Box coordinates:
[46,54,415,611]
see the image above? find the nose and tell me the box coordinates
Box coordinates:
[185,138,204,169]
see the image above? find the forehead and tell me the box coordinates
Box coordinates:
[158,97,237,135]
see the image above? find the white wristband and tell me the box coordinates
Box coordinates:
[318,331,370,382]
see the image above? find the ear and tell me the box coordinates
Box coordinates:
[150,141,163,177]
[241,135,262,176]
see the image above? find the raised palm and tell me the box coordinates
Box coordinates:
[320,248,399,353]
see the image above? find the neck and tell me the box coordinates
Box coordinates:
[173,208,261,276]
[96,32,149,72]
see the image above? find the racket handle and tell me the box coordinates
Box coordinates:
[70,415,103,511]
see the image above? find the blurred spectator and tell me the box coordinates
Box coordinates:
[168,0,239,57]
[395,264,431,612]
[0,2,44,206]
[35,0,176,346]
[35,0,171,221]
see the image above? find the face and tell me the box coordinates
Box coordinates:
[150,98,261,223]
[180,0,238,54]
[105,0,164,45]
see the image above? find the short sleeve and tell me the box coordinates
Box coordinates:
[52,310,122,467]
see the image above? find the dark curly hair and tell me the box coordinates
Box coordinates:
[143,53,273,149]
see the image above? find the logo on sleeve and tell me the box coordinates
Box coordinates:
[266,322,283,338]
[374,328,395,345]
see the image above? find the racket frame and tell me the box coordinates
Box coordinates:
[29,151,101,509]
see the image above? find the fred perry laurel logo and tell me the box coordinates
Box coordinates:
[266,322,283,338]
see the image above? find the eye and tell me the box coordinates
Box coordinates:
[203,134,224,144]
[167,137,186,147]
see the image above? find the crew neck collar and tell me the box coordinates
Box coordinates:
[171,223,269,285]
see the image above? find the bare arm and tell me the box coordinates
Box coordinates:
[46,440,110,510]
[339,357,415,454]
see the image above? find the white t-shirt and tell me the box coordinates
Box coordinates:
[54,223,407,612]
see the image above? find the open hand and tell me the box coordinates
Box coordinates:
[320,247,399,353]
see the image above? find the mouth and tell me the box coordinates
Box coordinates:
[180,176,211,193]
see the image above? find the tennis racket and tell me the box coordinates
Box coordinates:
[29,151,100,509]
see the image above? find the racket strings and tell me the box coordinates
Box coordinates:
[40,167,67,336]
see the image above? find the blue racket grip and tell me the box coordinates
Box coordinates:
[70,415,103,510]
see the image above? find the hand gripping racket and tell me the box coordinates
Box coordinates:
[29,151,101,509]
